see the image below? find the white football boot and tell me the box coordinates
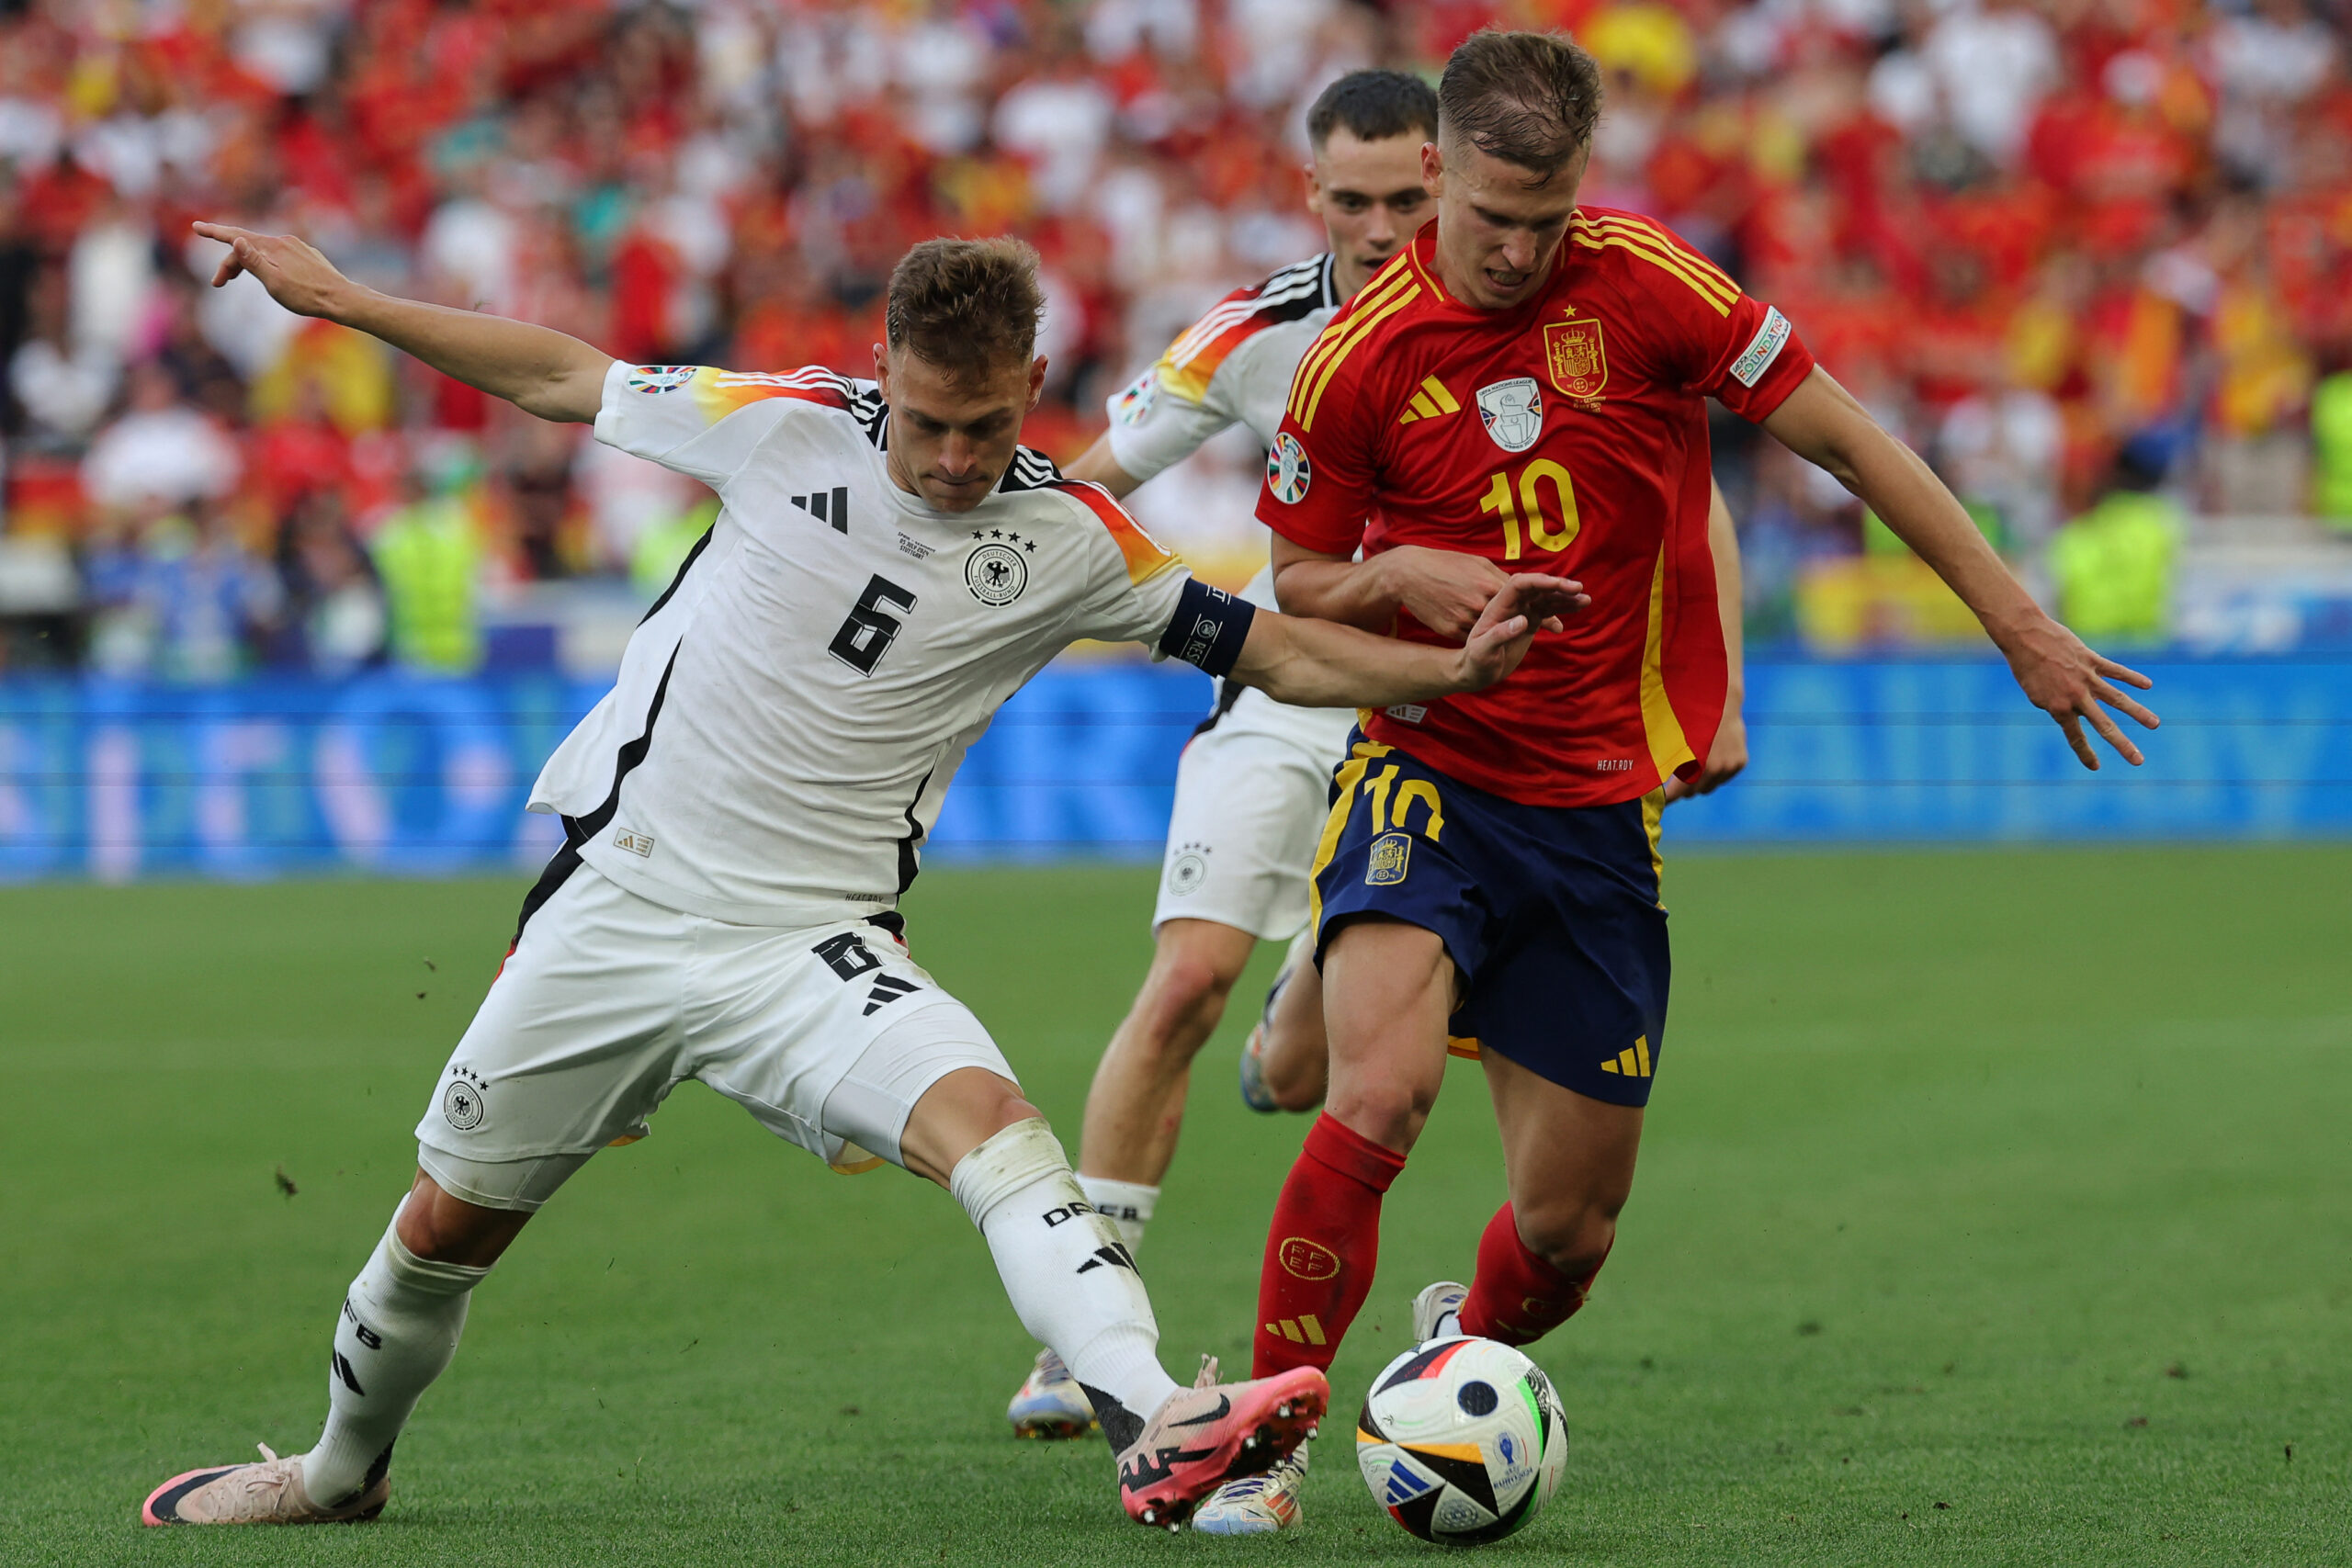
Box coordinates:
[1192,1444,1308,1534]
[1410,1280,1470,1343]
[1007,1347,1097,1438]
[142,1443,389,1526]
[1188,1354,1307,1535]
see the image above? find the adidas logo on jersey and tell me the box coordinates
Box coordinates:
[1598,1036,1654,1078]
[1396,375,1461,425]
[792,487,851,534]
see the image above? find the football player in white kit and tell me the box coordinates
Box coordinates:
[1002,78,1753,1523]
[142,222,1586,1534]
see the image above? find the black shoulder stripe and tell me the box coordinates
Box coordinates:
[999,446,1065,493]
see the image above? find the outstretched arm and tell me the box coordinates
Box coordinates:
[1061,433,1143,498]
[1226,574,1583,709]
[1761,367,2160,769]
[193,222,612,423]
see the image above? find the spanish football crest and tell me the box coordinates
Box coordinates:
[1476,378,1544,453]
[1544,319,1607,400]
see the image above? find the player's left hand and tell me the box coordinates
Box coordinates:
[2000,614,2160,769]
[1454,573,1587,689]
[1663,709,1747,803]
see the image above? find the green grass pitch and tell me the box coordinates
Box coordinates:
[2,847,2346,1565]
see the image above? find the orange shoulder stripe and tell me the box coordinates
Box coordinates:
[1054,479,1181,584]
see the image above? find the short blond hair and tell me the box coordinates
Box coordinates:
[884,237,1045,380]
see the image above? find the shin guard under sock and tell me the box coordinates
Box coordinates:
[1457,1201,1607,1347]
[1251,1112,1407,1377]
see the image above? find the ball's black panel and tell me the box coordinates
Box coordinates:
[1356,1394,1393,1445]
[1402,1443,1499,1515]
[1388,1486,1444,1542]
[1376,1338,1465,1394]
[1455,1379,1498,1416]
[1443,1469,1544,1545]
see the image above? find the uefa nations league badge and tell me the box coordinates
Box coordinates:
[1477,378,1544,452]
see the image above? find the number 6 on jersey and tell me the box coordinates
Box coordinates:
[830,574,918,676]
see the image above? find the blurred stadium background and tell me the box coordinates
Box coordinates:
[4,9,2347,1562]
[0,0,2347,874]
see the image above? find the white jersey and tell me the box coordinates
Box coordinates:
[529,361,1204,929]
[1104,254,1358,756]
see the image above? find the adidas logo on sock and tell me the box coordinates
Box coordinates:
[862,975,921,1016]
[1262,1314,1327,1346]
[1076,1242,1138,1275]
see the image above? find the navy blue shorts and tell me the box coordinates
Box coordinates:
[1308,735,1668,1108]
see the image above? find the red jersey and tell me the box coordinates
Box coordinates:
[1258,211,1815,808]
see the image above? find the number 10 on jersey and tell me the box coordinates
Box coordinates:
[1478,458,1579,561]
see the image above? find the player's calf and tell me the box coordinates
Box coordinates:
[1456,1201,1611,1347]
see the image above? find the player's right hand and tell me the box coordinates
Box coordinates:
[191,222,357,321]
[1454,573,1586,690]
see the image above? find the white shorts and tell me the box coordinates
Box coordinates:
[1151,688,1357,941]
[413,864,1013,1207]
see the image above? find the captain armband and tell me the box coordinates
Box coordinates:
[1157,576,1257,678]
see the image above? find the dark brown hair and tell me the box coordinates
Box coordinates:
[884,237,1045,379]
[1306,69,1440,152]
[1437,28,1604,181]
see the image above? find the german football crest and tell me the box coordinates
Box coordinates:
[1476,378,1544,453]
[966,542,1028,605]
[1544,319,1607,400]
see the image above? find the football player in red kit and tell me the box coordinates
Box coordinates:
[1227,29,2158,1522]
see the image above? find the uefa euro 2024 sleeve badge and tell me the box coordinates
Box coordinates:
[1267,432,1312,503]
[1476,378,1544,452]
[627,366,697,394]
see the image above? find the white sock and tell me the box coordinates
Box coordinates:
[1076,1175,1159,1252]
[953,1120,1181,1449]
[303,1207,488,1503]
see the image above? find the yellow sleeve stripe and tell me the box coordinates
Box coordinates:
[1572,219,1736,315]
[1294,277,1422,432]
[1288,267,1419,425]
[1581,214,1741,298]
[1286,266,1413,423]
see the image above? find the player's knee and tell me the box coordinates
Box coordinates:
[1135,954,1238,1054]
[1326,1072,1437,1151]
[1514,1200,1617,1280]
[396,1169,532,1269]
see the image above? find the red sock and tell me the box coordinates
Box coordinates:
[1252,1113,1407,1377]
[1457,1202,1608,1347]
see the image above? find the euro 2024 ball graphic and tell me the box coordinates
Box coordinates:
[1355,1336,1567,1544]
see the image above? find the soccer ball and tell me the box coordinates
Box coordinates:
[1354,1337,1567,1544]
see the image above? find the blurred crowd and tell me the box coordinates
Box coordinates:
[1,0,2349,677]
